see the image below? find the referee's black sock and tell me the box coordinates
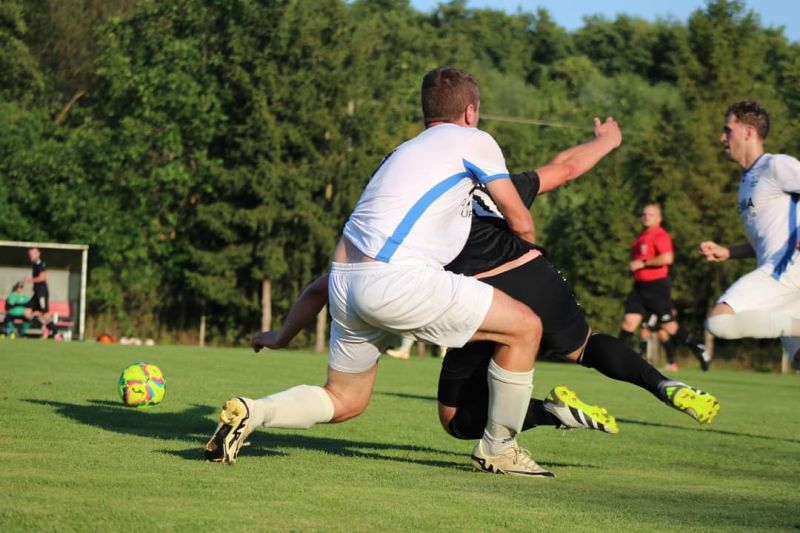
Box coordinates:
[673,325,706,356]
[618,329,633,346]
[580,333,667,400]
[661,337,677,364]
[447,398,559,439]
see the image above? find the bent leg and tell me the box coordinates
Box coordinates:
[251,365,376,429]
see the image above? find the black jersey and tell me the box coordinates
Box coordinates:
[445,171,540,276]
[32,259,48,297]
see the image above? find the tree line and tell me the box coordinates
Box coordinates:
[1,0,797,362]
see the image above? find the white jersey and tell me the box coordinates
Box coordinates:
[343,124,510,266]
[738,153,800,278]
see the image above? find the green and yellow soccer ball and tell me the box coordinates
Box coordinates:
[118,363,166,408]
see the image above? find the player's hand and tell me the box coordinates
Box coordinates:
[594,117,622,148]
[629,259,645,272]
[252,331,285,352]
[699,241,729,262]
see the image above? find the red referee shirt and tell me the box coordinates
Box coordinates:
[631,225,673,282]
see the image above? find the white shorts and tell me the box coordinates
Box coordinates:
[718,267,800,357]
[327,261,494,373]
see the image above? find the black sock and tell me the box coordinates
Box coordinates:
[448,398,558,439]
[638,339,648,357]
[673,325,705,356]
[661,338,676,364]
[619,329,633,346]
[581,333,668,400]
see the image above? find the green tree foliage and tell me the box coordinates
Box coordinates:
[2,0,799,354]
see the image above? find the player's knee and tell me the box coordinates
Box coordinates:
[326,389,370,423]
[705,314,737,339]
[514,309,541,345]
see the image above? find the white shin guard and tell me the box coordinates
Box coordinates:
[255,385,335,429]
[706,311,800,339]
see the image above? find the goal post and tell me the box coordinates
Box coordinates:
[0,240,89,341]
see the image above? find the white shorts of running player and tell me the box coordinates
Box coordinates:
[328,261,494,373]
[718,265,800,357]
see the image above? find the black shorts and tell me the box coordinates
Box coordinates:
[26,294,49,314]
[438,256,589,407]
[623,278,674,323]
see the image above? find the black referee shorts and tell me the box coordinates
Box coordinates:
[438,256,589,407]
[623,278,675,323]
[26,294,49,314]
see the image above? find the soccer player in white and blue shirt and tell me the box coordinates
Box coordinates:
[701,100,800,369]
[206,67,551,476]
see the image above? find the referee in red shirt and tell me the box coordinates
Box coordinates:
[619,204,710,371]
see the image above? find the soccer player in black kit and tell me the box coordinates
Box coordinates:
[23,247,50,337]
[250,117,720,476]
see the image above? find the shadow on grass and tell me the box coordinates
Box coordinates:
[619,417,800,444]
[162,431,471,470]
[374,391,437,402]
[25,398,215,441]
[26,398,602,471]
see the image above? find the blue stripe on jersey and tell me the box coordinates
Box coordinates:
[374,172,469,262]
[772,192,799,279]
[463,158,509,185]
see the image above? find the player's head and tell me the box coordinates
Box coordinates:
[12,281,23,292]
[721,100,768,167]
[421,67,480,128]
[641,204,662,228]
[28,247,40,262]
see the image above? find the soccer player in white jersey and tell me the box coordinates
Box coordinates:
[700,100,800,369]
[206,67,551,476]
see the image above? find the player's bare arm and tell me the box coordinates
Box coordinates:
[699,241,754,262]
[484,178,535,243]
[252,274,330,352]
[630,252,674,272]
[537,117,623,193]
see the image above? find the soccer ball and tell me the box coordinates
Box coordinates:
[118,363,166,408]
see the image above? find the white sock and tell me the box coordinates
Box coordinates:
[481,359,534,456]
[251,385,334,429]
[706,311,800,339]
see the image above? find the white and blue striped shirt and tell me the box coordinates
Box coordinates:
[738,153,800,279]
[343,124,510,266]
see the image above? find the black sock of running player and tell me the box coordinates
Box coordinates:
[580,333,668,400]
[638,339,648,357]
[673,325,705,355]
[661,338,676,364]
[619,329,633,346]
[447,398,558,439]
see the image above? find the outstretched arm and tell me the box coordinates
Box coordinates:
[252,274,330,352]
[536,117,622,194]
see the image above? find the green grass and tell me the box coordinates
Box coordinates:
[1,341,798,532]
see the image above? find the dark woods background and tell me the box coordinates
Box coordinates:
[1,0,797,365]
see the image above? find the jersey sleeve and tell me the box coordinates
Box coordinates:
[462,130,510,185]
[653,230,673,255]
[771,155,800,194]
[510,172,541,208]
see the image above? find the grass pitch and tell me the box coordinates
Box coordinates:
[1,341,798,532]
